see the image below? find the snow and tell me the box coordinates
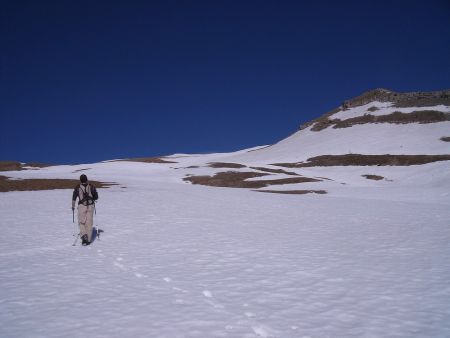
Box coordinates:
[1,158,450,338]
[219,101,450,165]
[223,122,450,164]
[1,100,450,337]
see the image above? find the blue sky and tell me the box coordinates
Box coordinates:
[1,0,449,164]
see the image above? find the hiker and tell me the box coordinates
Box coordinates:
[72,174,98,245]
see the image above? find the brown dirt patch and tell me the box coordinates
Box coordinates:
[0,161,52,171]
[208,162,247,169]
[310,110,450,131]
[316,176,333,181]
[184,171,267,188]
[273,154,450,168]
[0,176,116,192]
[300,107,340,131]
[256,190,327,195]
[183,171,320,189]
[333,110,450,129]
[362,174,384,181]
[0,161,22,171]
[250,167,299,176]
[441,137,450,142]
[73,168,92,173]
[310,120,335,131]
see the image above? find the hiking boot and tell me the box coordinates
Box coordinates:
[81,234,88,245]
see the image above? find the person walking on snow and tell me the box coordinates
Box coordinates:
[72,174,98,245]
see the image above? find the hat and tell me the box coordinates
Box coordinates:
[80,174,88,183]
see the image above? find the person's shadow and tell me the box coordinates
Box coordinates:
[90,227,104,244]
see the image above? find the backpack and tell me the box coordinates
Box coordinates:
[78,184,97,206]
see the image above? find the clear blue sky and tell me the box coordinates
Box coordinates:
[1,0,449,164]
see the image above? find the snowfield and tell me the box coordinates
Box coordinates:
[1,98,450,337]
[1,158,450,338]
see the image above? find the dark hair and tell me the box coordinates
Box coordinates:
[80,174,88,183]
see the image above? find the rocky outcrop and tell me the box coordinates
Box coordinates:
[300,88,450,131]
[341,88,450,109]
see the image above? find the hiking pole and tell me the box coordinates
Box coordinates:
[93,201,99,240]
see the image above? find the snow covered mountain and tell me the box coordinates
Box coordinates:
[167,88,450,200]
[224,88,450,163]
[1,88,450,338]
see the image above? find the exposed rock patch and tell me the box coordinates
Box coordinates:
[0,176,117,192]
[301,107,340,130]
[273,154,450,168]
[362,174,385,181]
[0,161,52,172]
[312,111,450,131]
[256,190,327,195]
[301,88,450,131]
[249,167,299,176]
[183,171,320,189]
[73,168,92,173]
[341,88,450,109]
[208,162,247,169]
[441,137,450,142]
[335,110,450,129]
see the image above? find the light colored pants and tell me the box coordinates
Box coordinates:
[78,204,95,241]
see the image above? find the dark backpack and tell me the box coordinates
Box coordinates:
[78,184,97,206]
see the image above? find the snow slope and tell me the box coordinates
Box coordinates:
[222,106,450,165]
[1,162,450,338]
[1,90,450,337]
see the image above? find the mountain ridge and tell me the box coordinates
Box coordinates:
[301,88,450,130]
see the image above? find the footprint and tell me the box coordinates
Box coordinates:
[202,291,225,310]
[173,287,188,293]
[202,290,213,298]
[113,261,126,270]
[252,325,276,338]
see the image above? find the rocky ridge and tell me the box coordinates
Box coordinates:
[301,88,450,130]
